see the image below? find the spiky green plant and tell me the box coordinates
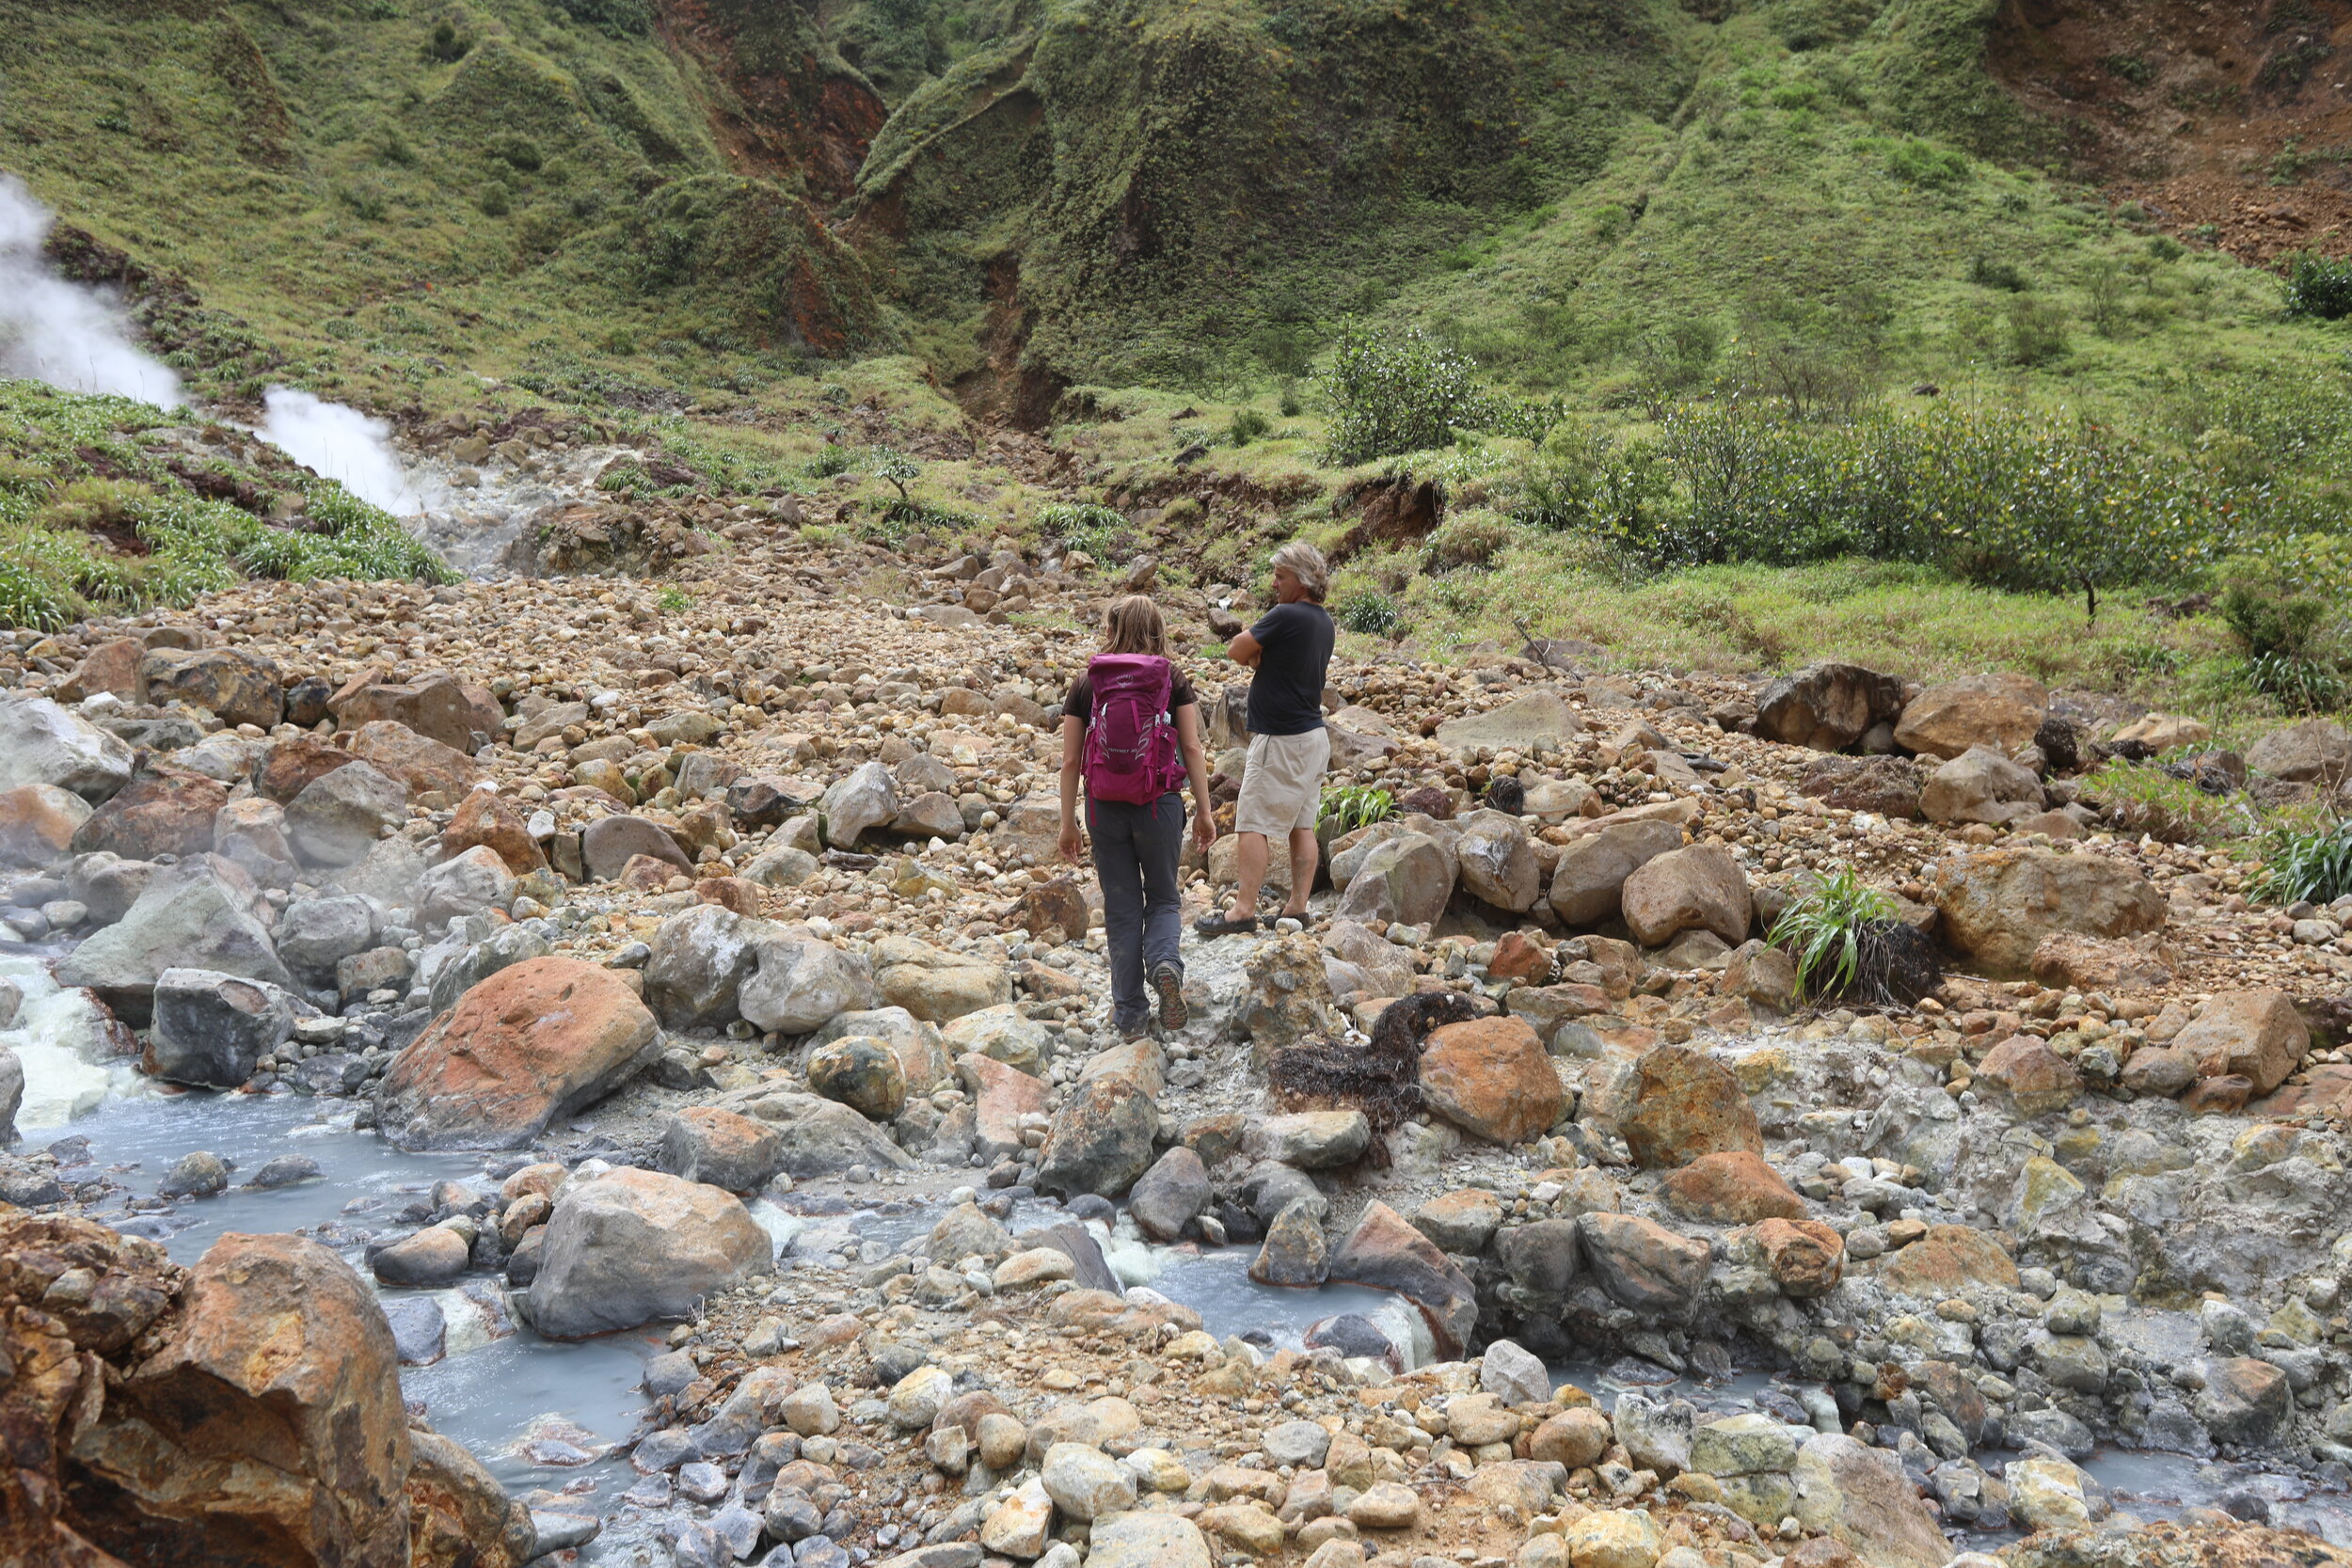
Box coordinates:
[1317,785,1396,835]
[1769,865,1899,999]
[2252,818,2352,906]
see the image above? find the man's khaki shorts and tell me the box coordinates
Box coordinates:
[1235,728,1331,837]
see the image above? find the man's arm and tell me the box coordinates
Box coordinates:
[1226,629,1262,669]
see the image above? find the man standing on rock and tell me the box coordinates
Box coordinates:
[1198,540,1334,936]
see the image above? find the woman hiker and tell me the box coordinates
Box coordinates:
[1196,539,1335,936]
[1057,594,1217,1040]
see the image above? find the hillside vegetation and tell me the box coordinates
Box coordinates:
[6,0,2352,726]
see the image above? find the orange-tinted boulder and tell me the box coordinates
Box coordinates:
[1661,1150,1804,1224]
[1873,1224,2018,1295]
[377,957,657,1149]
[1750,1217,1846,1298]
[68,766,227,861]
[1417,1016,1564,1144]
[255,735,357,804]
[1617,1043,1765,1169]
[347,721,487,800]
[440,787,546,875]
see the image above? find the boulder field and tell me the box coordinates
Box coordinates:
[2,540,2351,1568]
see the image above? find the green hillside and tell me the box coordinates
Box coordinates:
[8,0,2352,722]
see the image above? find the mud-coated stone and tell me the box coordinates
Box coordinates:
[1578,1212,1708,1312]
[2196,1356,2291,1444]
[1250,1196,1330,1287]
[808,1036,908,1120]
[1872,1224,2019,1295]
[378,958,657,1149]
[524,1167,771,1338]
[1926,847,2165,977]
[1893,673,2048,761]
[1417,1016,1563,1144]
[329,669,501,754]
[1620,845,1750,948]
[440,787,547,875]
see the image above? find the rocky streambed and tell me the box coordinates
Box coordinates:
[6,455,2352,1568]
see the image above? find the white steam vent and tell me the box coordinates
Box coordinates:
[0,174,185,407]
[261,387,421,516]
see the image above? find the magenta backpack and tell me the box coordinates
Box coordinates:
[1082,653,1184,804]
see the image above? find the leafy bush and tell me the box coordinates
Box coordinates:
[2249,653,2348,713]
[1884,137,1970,186]
[1524,402,2239,613]
[555,0,653,36]
[1317,323,1558,465]
[1228,408,1271,446]
[2284,253,2352,320]
[425,21,469,61]
[1318,785,1396,835]
[1769,866,1897,999]
[1334,588,1403,636]
[2007,297,2070,365]
[1969,254,2029,292]
[2253,819,2352,905]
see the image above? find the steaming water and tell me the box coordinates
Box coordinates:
[8,954,2334,1550]
[261,387,421,515]
[0,177,184,406]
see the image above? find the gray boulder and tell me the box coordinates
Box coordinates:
[274,895,379,977]
[417,845,516,929]
[524,1167,773,1338]
[0,697,134,801]
[56,861,293,1024]
[644,905,768,1032]
[287,760,409,867]
[424,922,553,1014]
[759,1094,918,1178]
[819,762,899,848]
[1454,809,1541,912]
[2247,718,2351,784]
[740,937,879,1036]
[0,1046,22,1147]
[581,815,691,881]
[146,967,304,1088]
[1129,1147,1211,1242]
[1920,745,2044,826]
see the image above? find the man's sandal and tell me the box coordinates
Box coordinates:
[1191,913,1259,937]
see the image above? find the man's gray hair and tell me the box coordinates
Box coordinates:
[1270,539,1328,602]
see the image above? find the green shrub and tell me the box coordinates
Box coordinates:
[2253,819,2352,905]
[2284,253,2352,320]
[1317,322,1557,465]
[425,21,469,61]
[1228,407,1271,446]
[2007,296,2070,365]
[478,185,511,217]
[1968,254,2029,292]
[1035,501,1129,558]
[1884,137,1970,186]
[2079,758,2249,843]
[2248,653,2348,713]
[1769,865,1896,999]
[555,0,653,36]
[1334,588,1403,636]
[493,135,543,172]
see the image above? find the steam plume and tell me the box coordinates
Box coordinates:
[262,388,421,515]
[0,175,185,407]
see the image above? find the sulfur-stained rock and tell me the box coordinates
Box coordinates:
[2173,990,2309,1097]
[440,787,547,874]
[1616,1043,1765,1169]
[142,645,284,729]
[1975,1035,2082,1117]
[69,766,226,862]
[658,1106,787,1193]
[1416,1016,1563,1143]
[0,783,90,869]
[378,958,657,1149]
[1577,1212,1708,1313]
[1926,847,2164,977]
[1661,1150,1804,1224]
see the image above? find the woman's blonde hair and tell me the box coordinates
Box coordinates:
[1101,594,1169,657]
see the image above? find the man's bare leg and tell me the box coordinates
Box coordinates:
[1225,831,1268,922]
[1280,827,1317,919]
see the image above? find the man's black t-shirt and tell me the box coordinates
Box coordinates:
[1245,600,1334,736]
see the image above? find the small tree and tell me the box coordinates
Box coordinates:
[1317,323,1551,465]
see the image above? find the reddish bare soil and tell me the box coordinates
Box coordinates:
[1991,0,2352,261]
